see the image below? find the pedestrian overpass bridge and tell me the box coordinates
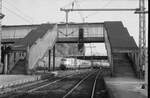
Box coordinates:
[1,21,142,78]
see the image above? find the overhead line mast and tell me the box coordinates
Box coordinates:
[137,0,148,89]
[0,0,5,68]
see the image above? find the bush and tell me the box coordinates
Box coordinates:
[59,64,66,70]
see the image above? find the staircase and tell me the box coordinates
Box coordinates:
[10,59,26,74]
[12,24,58,71]
[104,21,138,78]
[113,53,135,77]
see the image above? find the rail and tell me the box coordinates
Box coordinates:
[27,70,94,92]
[0,69,107,98]
[91,69,102,98]
[0,70,91,97]
[63,69,103,98]
[62,70,97,98]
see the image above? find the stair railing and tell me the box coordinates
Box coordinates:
[103,26,113,76]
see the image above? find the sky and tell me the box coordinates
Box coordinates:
[2,0,148,55]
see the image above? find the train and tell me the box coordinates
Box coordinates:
[60,58,92,70]
[59,58,110,70]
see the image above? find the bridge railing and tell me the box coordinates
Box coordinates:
[57,23,104,38]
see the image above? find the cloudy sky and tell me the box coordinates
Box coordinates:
[2,0,148,55]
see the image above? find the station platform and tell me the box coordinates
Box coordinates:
[0,75,41,89]
[104,77,148,98]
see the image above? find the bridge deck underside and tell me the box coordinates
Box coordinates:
[57,37,104,43]
[67,56,108,60]
[2,36,104,45]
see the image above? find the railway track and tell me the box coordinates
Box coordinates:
[0,73,73,97]
[62,69,107,98]
[26,69,95,92]
[0,69,95,98]
[1,69,109,98]
[62,70,99,98]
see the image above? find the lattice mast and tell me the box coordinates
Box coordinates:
[0,0,2,64]
[139,0,146,77]
[0,0,4,64]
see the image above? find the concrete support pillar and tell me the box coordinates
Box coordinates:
[14,52,16,64]
[53,45,55,71]
[111,55,114,77]
[7,53,10,67]
[26,46,30,74]
[48,50,51,71]
[4,53,8,74]
[74,57,77,69]
[7,53,10,73]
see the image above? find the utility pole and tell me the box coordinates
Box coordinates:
[0,0,1,66]
[0,0,5,71]
[139,0,146,78]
